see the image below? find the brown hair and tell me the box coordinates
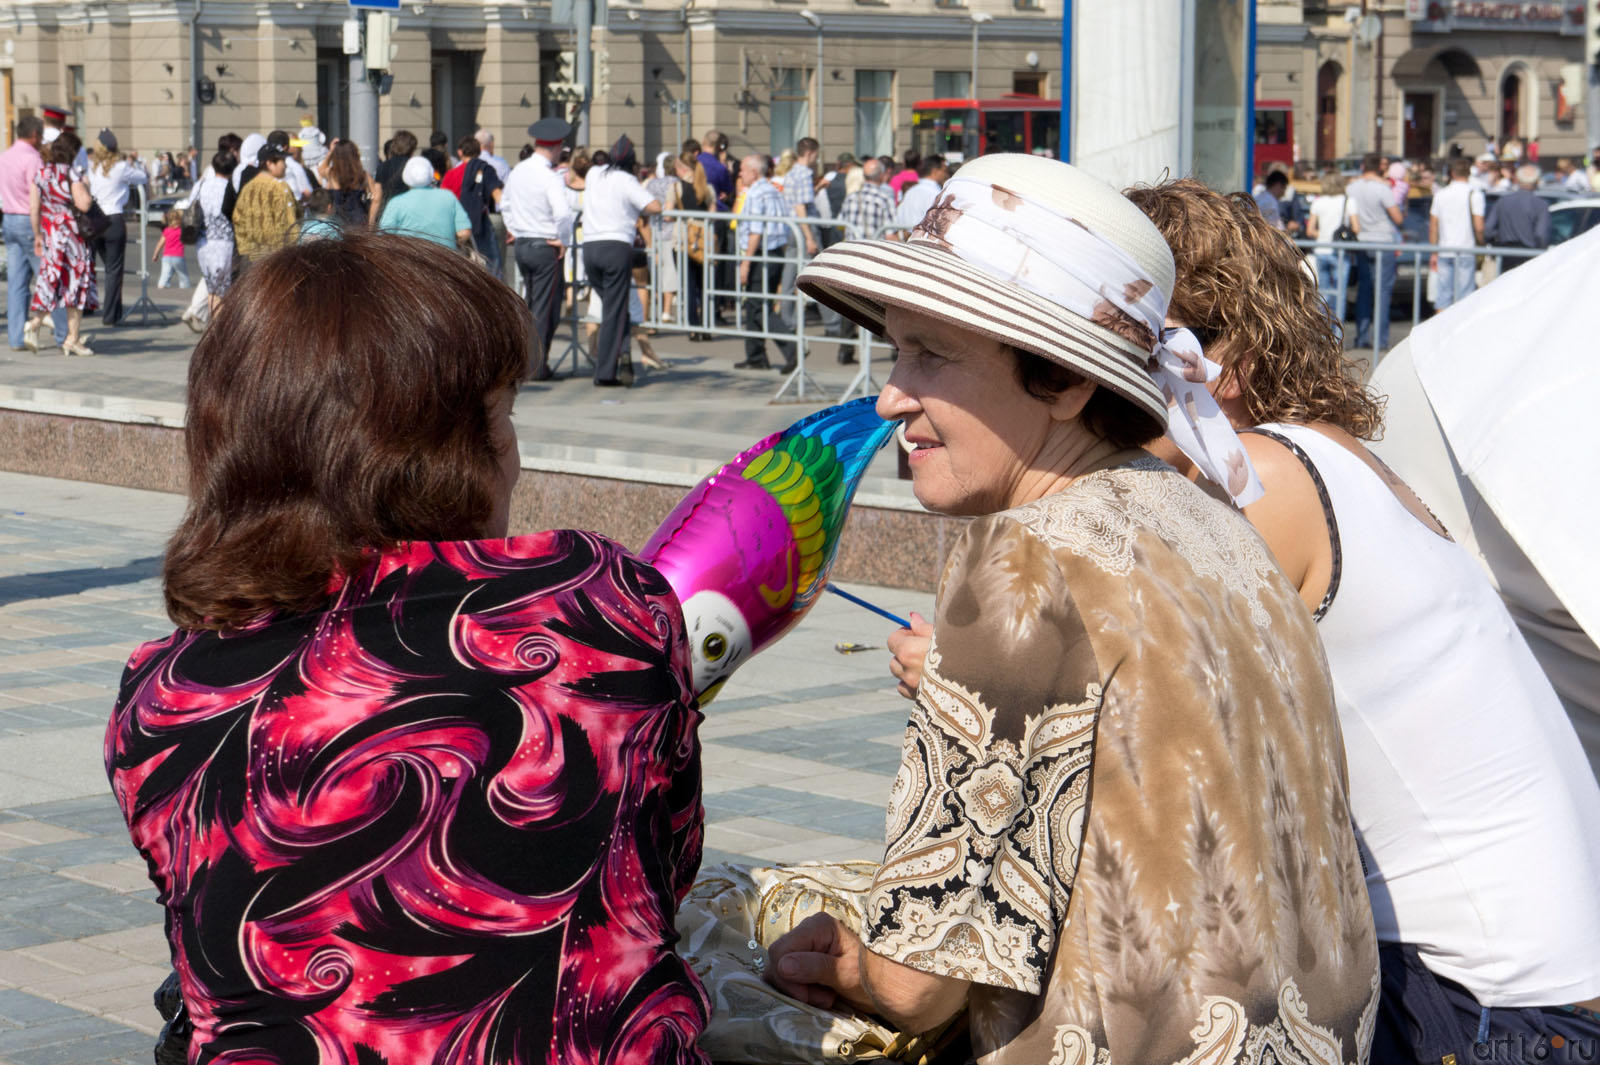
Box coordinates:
[1011,350,1164,449]
[677,149,710,206]
[164,230,531,631]
[324,140,366,192]
[1124,178,1383,438]
[44,131,80,166]
[456,134,481,158]
[387,130,418,159]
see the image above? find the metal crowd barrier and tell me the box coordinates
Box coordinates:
[124,183,169,326]
[634,208,821,401]
[624,209,1552,394]
[634,209,915,403]
[1291,236,1542,362]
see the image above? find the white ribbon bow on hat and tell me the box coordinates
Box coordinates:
[1154,328,1263,507]
[908,176,1264,508]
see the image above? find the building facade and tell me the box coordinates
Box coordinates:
[1258,0,1591,168]
[0,1,1586,175]
[0,0,1063,167]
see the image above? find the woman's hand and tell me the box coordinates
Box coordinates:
[766,912,872,1013]
[887,612,933,700]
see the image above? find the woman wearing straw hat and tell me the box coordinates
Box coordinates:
[766,155,1380,1063]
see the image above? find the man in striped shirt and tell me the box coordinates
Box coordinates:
[735,154,797,372]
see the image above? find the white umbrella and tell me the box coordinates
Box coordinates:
[1370,227,1600,778]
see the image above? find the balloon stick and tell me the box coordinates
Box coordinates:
[825,584,910,628]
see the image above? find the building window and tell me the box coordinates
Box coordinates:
[1014,0,1043,8]
[933,71,971,100]
[1013,72,1046,97]
[933,0,967,7]
[855,70,894,158]
[771,67,810,155]
[66,65,86,132]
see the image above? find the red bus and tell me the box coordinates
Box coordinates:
[910,96,1061,164]
[1254,98,1295,176]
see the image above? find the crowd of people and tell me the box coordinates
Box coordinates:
[0,115,156,355]
[8,106,1590,373]
[1251,145,1593,351]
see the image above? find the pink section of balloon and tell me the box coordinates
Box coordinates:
[638,399,897,702]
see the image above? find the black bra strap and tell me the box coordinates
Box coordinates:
[1242,427,1342,622]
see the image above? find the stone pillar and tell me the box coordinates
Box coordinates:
[478,19,540,147]
[688,20,720,150]
[378,23,432,141]
[588,27,646,155]
[255,21,316,139]
[128,19,190,153]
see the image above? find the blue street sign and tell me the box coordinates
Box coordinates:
[349,0,401,10]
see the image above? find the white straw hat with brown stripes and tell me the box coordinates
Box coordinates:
[798,154,1266,505]
[799,154,1176,422]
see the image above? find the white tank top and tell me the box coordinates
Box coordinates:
[1257,423,1600,1007]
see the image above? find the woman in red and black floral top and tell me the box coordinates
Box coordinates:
[106,231,710,1065]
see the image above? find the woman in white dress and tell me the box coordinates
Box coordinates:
[195,151,238,317]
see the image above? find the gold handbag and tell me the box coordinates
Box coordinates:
[678,861,962,1064]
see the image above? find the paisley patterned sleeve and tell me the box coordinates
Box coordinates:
[863,513,1104,995]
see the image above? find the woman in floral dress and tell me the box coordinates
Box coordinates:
[194,150,237,315]
[25,130,98,356]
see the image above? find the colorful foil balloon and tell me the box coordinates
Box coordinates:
[639,397,896,703]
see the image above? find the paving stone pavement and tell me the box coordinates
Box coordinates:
[0,470,933,1064]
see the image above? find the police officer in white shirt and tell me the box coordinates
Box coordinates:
[501,118,578,380]
[580,135,661,387]
[86,129,148,327]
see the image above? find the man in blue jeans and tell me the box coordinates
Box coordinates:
[1,116,67,349]
[1348,153,1404,350]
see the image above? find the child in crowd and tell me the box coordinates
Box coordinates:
[299,188,340,241]
[153,208,191,288]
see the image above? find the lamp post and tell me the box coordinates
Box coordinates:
[970,12,993,102]
[799,8,822,140]
[189,0,203,156]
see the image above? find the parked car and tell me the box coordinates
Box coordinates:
[1549,197,1600,246]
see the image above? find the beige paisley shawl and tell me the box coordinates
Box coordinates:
[864,458,1380,1065]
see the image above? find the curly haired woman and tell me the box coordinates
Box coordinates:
[1127,178,1600,1065]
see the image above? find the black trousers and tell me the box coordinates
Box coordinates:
[1497,244,1539,272]
[1372,942,1600,1064]
[741,257,795,368]
[514,238,564,375]
[94,214,127,326]
[713,219,736,318]
[584,239,635,384]
[684,252,705,329]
